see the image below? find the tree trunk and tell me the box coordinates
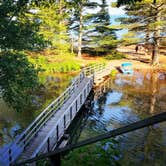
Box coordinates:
[78,2,83,58]
[59,0,64,55]
[145,28,150,44]
[145,28,150,56]
[151,4,161,65]
[71,36,74,53]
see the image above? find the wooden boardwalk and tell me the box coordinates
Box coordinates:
[0,63,111,166]
[19,77,92,160]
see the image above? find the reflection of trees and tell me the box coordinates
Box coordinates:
[97,93,108,115]
[91,72,166,165]
[142,71,165,165]
[94,79,111,116]
[150,70,158,114]
[142,124,166,165]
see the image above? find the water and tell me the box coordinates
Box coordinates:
[0,72,77,150]
[71,69,166,165]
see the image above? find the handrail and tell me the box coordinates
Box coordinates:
[13,112,166,166]
[32,76,95,157]
[0,63,106,164]
[31,90,80,157]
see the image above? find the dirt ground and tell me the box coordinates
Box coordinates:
[81,45,166,71]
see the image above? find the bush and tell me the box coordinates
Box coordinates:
[0,51,40,111]
[105,51,126,60]
[28,54,81,73]
[110,69,118,76]
[62,139,120,166]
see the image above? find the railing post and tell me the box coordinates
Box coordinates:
[84,89,86,100]
[47,138,50,152]
[23,134,26,150]
[70,107,72,120]
[43,113,46,125]
[79,73,82,83]
[80,94,82,105]
[9,148,12,163]
[68,87,71,97]
[63,95,66,104]
[56,125,59,141]
[76,100,78,112]
[34,122,37,136]
[64,115,66,129]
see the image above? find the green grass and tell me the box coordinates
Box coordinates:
[28,53,81,73]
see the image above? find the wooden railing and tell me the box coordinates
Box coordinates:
[13,112,166,166]
[33,78,94,156]
[0,63,106,165]
[83,63,106,77]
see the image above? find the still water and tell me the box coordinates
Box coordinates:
[0,73,76,151]
[71,69,166,165]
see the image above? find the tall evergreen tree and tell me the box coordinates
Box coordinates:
[31,0,70,55]
[117,0,166,65]
[83,0,117,55]
[69,0,98,57]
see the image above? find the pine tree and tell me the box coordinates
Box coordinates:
[117,0,166,65]
[68,0,98,57]
[31,0,70,55]
[83,0,117,55]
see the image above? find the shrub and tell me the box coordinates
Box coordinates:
[62,139,120,166]
[105,51,126,60]
[0,51,40,111]
[110,69,118,76]
[28,54,81,73]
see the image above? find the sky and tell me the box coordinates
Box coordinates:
[107,0,127,39]
[107,0,126,16]
[90,0,126,16]
[90,0,127,38]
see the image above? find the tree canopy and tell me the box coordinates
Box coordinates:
[116,0,166,65]
[0,0,43,111]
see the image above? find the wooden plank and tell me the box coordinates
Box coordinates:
[17,77,92,162]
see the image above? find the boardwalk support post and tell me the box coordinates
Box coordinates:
[50,153,61,166]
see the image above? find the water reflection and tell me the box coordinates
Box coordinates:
[75,69,166,165]
[0,73,76,149]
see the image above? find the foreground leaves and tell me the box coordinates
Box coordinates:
[0,51,40,111]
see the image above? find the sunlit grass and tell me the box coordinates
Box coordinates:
[28,52,81,73]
